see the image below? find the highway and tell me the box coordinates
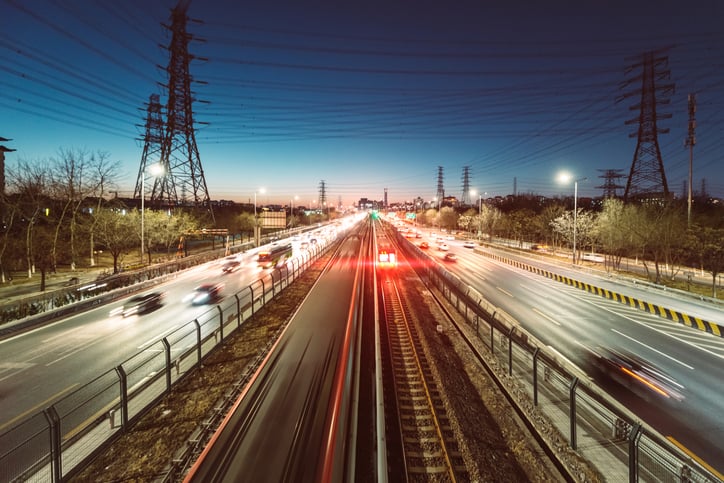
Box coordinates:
[0,227,337,433]
[2,219,723,479]
[419,229,724,474]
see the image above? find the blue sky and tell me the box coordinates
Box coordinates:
[2,0,723,206]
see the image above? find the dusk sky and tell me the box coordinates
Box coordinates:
[2,0,723,206]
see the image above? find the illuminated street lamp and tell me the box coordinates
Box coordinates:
[557,172,587,264]
[141,163,165,264]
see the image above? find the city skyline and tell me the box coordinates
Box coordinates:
[2,1,723,205]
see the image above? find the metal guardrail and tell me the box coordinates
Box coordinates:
[0,241,331,483]
[398,232,721,483]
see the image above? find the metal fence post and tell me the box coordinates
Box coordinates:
[628,423,642,483]
[217,306,224,342]
[162,338,172,391]
[508,327,514,376]
[569,377,579,450]
[234,293,241,327]
[249,286,256,315]
[194,319,202,365]
[114,365,128,429]
[43,406,62,482]
[532,348,540,406]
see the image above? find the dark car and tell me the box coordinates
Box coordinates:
[184,283,223,305]
[443,253,457,262]
[121,292,164,317]
[586,346,685,403]
[221,260,241,273]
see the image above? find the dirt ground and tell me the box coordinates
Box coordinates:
[70,248,600,482]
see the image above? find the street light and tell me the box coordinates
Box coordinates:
[557,172,587,264]
[141,163,165,264]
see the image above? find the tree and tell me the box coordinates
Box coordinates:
[144,209,199,260]
[456,209,477,233]
[92,206,137,273]
[6,160,52,279]
[0,198,18,283]
[549,208,597,263]
[627,202,687,284]
[689,226,724,297]
[438,206,457,231]
[478,204,502,240]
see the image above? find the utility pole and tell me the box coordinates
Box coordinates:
[685,93,696,226]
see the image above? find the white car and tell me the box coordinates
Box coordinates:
[437,243,449,251]
[463,241,476,248]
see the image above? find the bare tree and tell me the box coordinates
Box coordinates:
[6,160,51,279]
[0,196,18,283]
[85,153,119,267]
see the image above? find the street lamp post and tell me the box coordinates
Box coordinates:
[557,173,586,264]
[141,163,164,264]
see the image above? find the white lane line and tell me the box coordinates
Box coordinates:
[496,287,514,298]
[532,308,561,326]
[610,328,694,370]
[560,288,721,361]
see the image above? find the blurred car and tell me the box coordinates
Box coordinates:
[445,235,455,240]
[463,241,476,248]
[221,260,241,273]
[443,253,457,262]
[437,243,449,251]
[184,283,224,305]
[419,241,429,249]
[582,253,605,263]
[120,292,164,317]
[586,346,685,403]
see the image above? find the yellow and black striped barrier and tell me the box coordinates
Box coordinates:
[480,250,722,337]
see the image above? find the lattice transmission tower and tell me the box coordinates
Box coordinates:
[318,180,327,214]
[619,49,674,202]
[139,0,213,221]
[135,94,164,199]
[460,165,471,206]
[435,166,445,207]
[596,169,626,199]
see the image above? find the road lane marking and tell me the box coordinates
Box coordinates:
[532,308,561,326]
[0,383,79,433]
[558,288,720,361]
[611,328,694,370]
[496,286,513,298]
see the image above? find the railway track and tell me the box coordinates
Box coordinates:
[378,266,469,482]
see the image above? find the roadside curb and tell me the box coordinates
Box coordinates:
[479,250,723,338]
